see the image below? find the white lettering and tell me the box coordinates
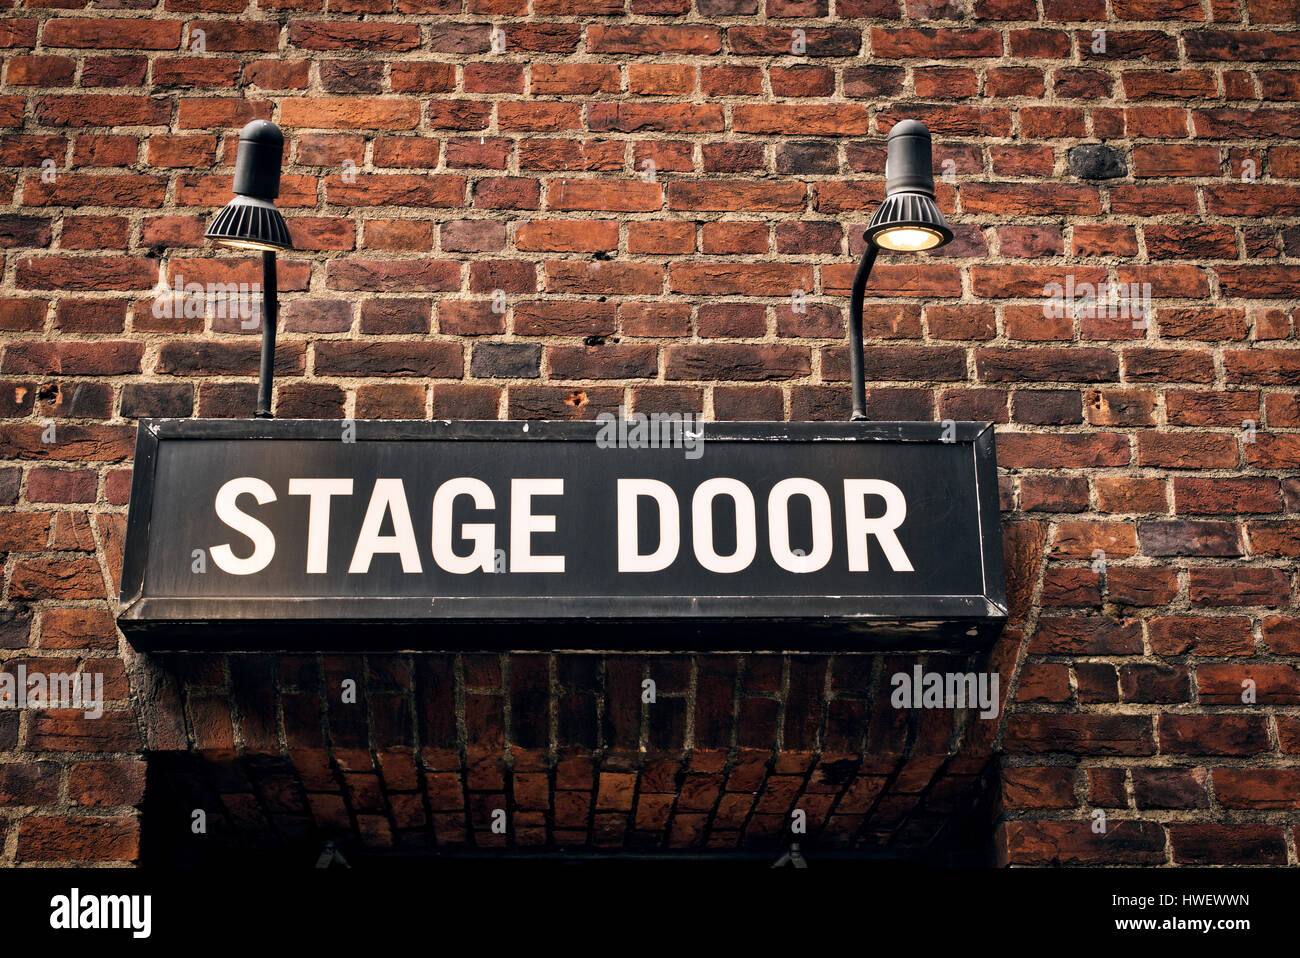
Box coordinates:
[691,477,756,574]
[509,478,564,573]
[617,478,680,572]
[287,478,353,574]
[210,477,276,575]
[843,479,913,572]
[767,477,833,573]
[432,478,496,574]
[349,478,421,573]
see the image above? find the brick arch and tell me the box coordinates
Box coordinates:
[135,643,1012,864]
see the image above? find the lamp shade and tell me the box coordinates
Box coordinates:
[205,120,293,252]
[863,119,953,253]
[205,195,292,252]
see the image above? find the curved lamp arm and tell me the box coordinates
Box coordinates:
[204,120,293,420]
[847,243,878,422]
[846,119,953,422]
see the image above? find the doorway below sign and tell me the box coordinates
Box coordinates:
[135,650,1004,868]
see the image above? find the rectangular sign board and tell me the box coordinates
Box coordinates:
[117,419,1007,652]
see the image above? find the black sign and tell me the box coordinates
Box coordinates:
[117,419,1006,651]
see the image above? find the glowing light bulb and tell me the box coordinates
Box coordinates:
[218,238,285,252]
[873,226,943,252]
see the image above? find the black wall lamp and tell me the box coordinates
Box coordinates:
[848,119,953,421]
[205,120,293,419]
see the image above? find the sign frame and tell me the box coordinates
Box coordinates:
[117,418,1008,653]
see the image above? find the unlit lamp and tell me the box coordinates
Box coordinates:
[205,120,293,252]
[205,120,293,418]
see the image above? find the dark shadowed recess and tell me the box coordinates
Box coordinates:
[138,650,1001,868]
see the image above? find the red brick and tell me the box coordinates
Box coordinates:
[43,18,181,50]
[18,816,139,863]
[999,820,1165,865]
[587,25,721,55]
[1212,769,1300,809]
[1171,824,1288,865]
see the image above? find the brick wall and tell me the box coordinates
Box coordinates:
[1,1,1298,866]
